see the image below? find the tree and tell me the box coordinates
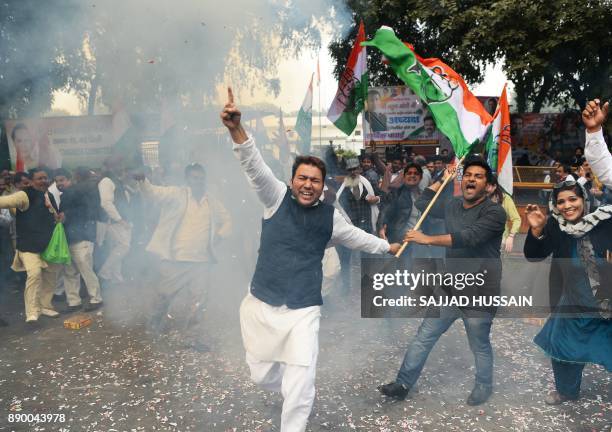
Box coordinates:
[329,0,612,113]
[79,1,342,114]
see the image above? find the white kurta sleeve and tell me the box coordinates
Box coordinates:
[585,129,612,187]
[232,136,286,216]
[98,177,122,222]
[329,209,390,254]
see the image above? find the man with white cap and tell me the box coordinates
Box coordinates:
[335,157,381,292]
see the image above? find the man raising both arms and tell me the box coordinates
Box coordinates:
[221,88,401,432]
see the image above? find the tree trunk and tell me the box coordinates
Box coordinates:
[532,72,553,113]
[87,75,99,116]
[514,77,528,113]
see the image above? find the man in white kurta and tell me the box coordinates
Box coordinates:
[583,99,612,187]
[138,163,231,349]
[221,89,400,432]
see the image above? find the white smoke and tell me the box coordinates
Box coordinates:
[77,0,352,111]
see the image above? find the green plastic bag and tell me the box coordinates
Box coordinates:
[41,223,71,265]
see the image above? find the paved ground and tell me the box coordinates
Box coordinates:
[0,252,610,432]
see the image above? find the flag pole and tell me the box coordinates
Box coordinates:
[395,154,466,258]
[317,53,322,151]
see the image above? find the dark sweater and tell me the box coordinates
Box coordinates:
[415,188,506,259]
[415,188,506,305]
[251,188,335,309]
[524,217,612,312]
[60,180,100,244]
[16,188,57,253]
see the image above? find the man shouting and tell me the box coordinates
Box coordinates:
[221,88,400,432]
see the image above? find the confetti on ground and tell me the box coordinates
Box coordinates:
[0,266,609,432]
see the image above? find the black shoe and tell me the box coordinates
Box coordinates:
[378,382,409,400]
[545,390,578,405]
[66,305,82,313]
[467,384,492,406]
[52,293,66,302]
[84,302,103,312]
[184,340,211,353]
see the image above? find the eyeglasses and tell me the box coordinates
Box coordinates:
[553,180,576,189]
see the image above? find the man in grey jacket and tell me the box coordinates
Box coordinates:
[138,163,231,351]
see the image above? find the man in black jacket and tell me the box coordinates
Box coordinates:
[0,168,61,322]
[58,168,103,312]
[378,163,423,245]
[378,158,506,406]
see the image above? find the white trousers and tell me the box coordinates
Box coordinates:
[64,241,102,306]
[98,223,131,283]
[246,344,319,432]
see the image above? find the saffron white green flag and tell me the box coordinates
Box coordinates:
[486,84,513,195]
[362,27,492,157]
[327,21,367,135]
[295,73,313,154]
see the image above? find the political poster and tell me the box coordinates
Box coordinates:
[363,86,445,146]
[5,116,115,171]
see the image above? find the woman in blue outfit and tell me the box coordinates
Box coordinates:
[524,175,611,405]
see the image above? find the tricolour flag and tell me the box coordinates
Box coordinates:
[327,21,367,135]
[295,73,314,154]
[362,27,492,157]
[486,84,513,195]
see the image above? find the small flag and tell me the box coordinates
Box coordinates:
[327,21,368,136]
[295,74,314,154]
[486,84,513,194]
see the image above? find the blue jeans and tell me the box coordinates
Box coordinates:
[396,306,494,389]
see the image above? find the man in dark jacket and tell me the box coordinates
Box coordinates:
[378,163,423,245]
[58,168,103,311]
[0,168,61,322]
[378,157,506,406]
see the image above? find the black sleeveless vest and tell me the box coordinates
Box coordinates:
[250,188,334,309]
[16,188,57,253]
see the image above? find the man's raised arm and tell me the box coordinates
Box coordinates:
[0,190,29,212]
[582,99,612,187]
[220,87,285,211]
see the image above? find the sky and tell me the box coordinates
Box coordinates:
[52,37,509,116]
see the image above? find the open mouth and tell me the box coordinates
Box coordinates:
[465,184,476,190]
[299,191,314,199]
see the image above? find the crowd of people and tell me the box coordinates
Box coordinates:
[0,94,609,431]
[221,94,611,431]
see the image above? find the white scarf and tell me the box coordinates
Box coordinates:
[548,177,612,238]
[336,175,379,233]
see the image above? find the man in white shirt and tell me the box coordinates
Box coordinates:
[97,163,131,285]
[221,88,401,432]
[138,163,231,351]
[582,99,611,187]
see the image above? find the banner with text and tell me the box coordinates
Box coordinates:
[363,86,444,146]
[5,116,115,171]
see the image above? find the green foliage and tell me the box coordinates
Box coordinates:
[0,0,87,120]
[330,0,612,112]
[335,148,358,159]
